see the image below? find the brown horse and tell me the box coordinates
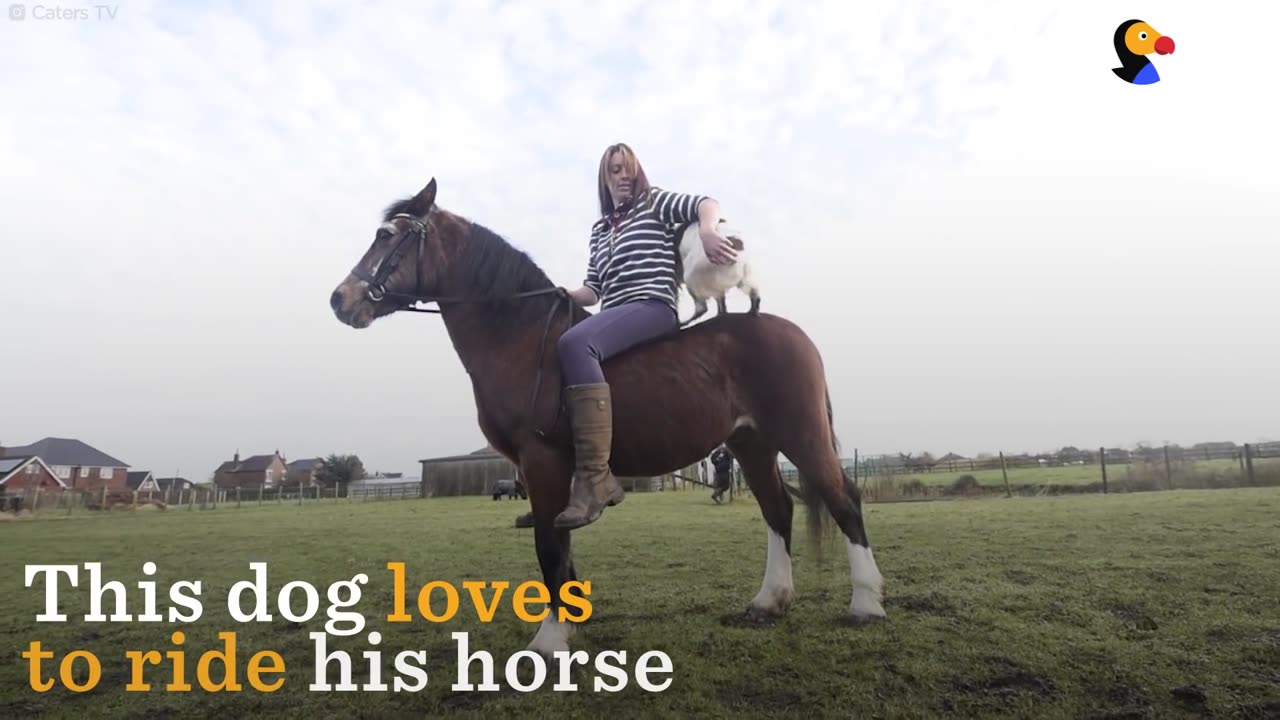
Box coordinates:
[329,178,887,657]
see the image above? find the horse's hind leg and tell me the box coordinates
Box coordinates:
[727,431,795,622]
[787,439,886,623]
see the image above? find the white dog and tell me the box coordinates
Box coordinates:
[677,219,760,326]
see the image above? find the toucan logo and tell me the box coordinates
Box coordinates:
[1112,20,1175,85]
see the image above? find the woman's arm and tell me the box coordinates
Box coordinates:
[569,286,598,306]
[649,189,737,265]
[696,197,722,230]
[573,232,602,306]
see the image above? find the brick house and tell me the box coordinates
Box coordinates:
[0,437,130,490]
[213,451,287,490]
[0,455,64,492]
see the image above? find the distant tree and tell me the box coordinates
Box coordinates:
[316,454,365,488]
[1056,446,1083,463]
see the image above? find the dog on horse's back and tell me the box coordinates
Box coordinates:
[677,219,760,326]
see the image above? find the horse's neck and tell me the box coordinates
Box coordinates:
[438,303,562,401]
[439,307,512,374]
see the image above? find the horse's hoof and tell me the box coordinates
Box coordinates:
[844,612,887,626]
[743,605,782,625]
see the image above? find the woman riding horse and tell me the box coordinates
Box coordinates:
[515,143,739,530]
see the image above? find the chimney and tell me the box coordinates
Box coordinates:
[234,449,240,463]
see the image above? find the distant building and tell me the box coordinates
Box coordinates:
[212,451,287,490]
[127,471,160,492]
[0,437,130,490]
[419,446,516,497]
[0,455,64,493]
[286,458,325,487]
[154,477,195,493]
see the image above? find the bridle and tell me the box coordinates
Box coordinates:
[348,212,571,436]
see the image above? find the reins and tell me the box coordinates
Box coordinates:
[350,213,571,438]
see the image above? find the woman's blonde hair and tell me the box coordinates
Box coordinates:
[597,143,652,216]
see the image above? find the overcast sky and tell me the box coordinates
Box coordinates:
[2,1,1276,479]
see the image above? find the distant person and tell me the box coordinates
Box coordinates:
[710,445,734,503]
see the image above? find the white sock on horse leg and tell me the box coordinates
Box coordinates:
[846,538,885,620]
[750,527,794,614]
[526,615,575,657]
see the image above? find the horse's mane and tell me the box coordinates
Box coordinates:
[383,200,590,332]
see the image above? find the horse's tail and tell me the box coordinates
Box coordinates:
[781,384,851,562]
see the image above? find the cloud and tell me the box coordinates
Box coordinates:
[1,1,1276,481]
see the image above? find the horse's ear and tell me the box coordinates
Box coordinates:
[409,178,437,216]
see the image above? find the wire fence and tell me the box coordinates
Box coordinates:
[3,443,1277,519]
[794,441,1280,503]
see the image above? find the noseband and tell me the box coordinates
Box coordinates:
[349,212,570,435]
[350,213,436,311]
[350,213,565,312]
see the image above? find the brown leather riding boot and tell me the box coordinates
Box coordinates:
[554,383,625,529]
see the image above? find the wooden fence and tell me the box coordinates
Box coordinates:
[0,461,717,517]
[0,481,425,516]
[4,442,1275,518]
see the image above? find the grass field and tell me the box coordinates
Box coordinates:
[3,488,1279,718]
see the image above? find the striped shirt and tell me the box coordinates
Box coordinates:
[584,187,707,312]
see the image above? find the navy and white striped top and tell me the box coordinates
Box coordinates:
[584,187,707,312]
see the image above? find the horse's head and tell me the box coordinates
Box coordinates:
[330,178,455,328]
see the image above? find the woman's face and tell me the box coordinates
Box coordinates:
[606,151,635,206]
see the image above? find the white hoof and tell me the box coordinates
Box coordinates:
[526,616,576,657]
[846,539,886,622]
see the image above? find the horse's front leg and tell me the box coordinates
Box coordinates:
[522,447,580,658]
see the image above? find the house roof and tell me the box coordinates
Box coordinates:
[419,445,509,464]
[0,455,66,487]
[287,458,323,470]
[126,471,154,490]
[218,454,280,473]
[1,437,128,468]
[154,477,192,490]
[0,456,34,475]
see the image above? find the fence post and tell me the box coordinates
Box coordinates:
[1100,446,1108,494]
[1000,451,1011,497]
[1163,445,1173,489]
[1244,444,1256,486]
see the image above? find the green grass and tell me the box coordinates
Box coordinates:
[3,489,1279,718]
